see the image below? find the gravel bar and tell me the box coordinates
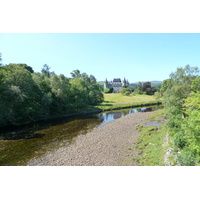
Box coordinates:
[28,111,155,166]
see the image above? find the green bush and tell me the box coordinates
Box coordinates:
[166,114,182,129]
[174,132,188,149]
[134,88,146,95]
[177,149,196,166]
[154,91,162,100]
[121,87,135,96]
[104,88,113,93]
[125,91,131,96]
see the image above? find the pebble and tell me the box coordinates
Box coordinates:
[28,111,156,166]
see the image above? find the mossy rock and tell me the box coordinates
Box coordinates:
[136,124,144,131]
[147,125,158,132]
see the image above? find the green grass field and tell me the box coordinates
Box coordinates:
[97,93,160,110]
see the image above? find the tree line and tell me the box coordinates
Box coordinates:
[0,62,104,127]
[105,81,159,95]
[161,65,200,165]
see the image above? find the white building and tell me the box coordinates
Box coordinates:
[104,78,129,93]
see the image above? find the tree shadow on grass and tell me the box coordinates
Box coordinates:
[101,101,115,107]
[104,101,115,103]
[101,104,113,107]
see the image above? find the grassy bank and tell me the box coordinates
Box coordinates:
[132,109,169,166]
[96,93,161,110]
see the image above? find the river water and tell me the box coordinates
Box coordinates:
[0,105,162,166]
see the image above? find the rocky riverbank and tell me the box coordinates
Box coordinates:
[28,111,156,166]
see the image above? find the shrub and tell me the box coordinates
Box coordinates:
[174,132,188,149]
[125,91,131,96]
[166,114,182,129]
[121,87,135,96]
[134,88,146,95]
[177,149,196,166]
[104,88,113,93]
[154,91,162,100]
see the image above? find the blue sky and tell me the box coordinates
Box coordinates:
[1,33,200,82]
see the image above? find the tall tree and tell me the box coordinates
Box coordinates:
[70,69,81,79]
[161,79,172,94]
[49,74,71,114]
[70,78,89,109]
[142,82,156,95]
[137,82,142,91]
[163,65,199,116]
[88,83,104,105]
[0,64,42,125]
[18,64,34,73]
[89,75,97,84]
[41,64,51,77]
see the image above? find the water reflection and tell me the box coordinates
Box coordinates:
[98,106,156,127]
[98,112,124,126]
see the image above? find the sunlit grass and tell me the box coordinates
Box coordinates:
[103,93,156,104]
[133,110,167,166]
[97,93,160,110]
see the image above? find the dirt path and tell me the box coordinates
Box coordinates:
[28,111,155,166]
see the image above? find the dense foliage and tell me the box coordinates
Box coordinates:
[162,65,200,165]
[142,82,156,95]
[0,64,104,127]
[121,86,135,96]
[104,87,113,93]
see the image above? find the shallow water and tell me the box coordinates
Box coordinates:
[98,107,156,127]
[0,105,162,166]
[146,122,162,126]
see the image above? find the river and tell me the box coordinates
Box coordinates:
[0,105,162,166]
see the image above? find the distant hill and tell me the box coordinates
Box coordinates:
[150,81,163,87]
[97,81,104,86]
[98,81,163,87]
[130,81,163,87]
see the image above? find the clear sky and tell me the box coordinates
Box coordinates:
[1,33,200,82]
